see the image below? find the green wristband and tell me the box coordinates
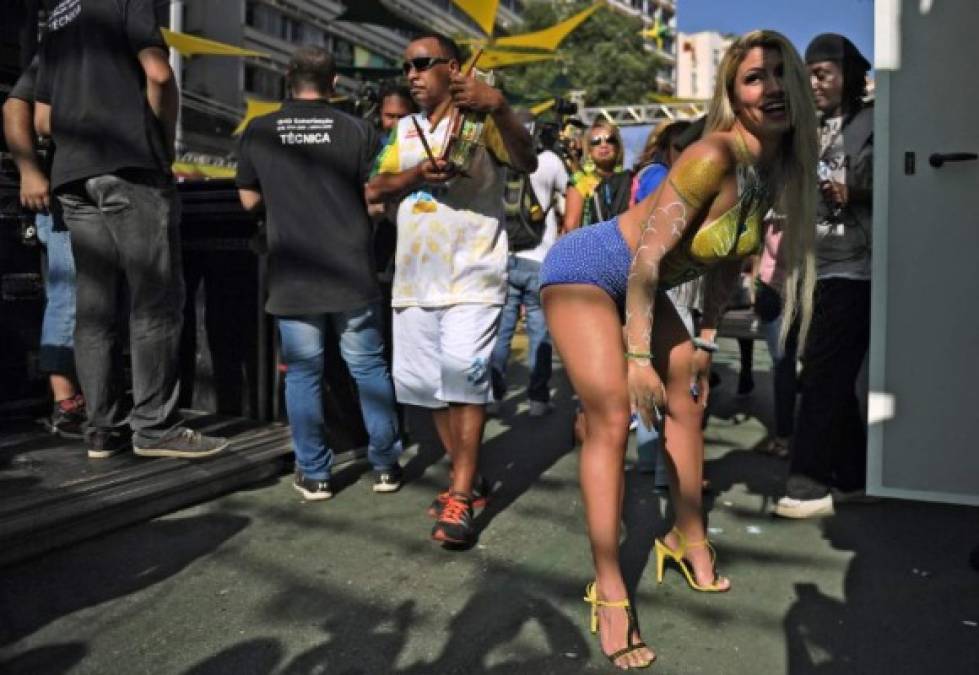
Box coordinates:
[625,351,653,361]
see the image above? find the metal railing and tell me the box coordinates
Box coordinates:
[578,101,707,126]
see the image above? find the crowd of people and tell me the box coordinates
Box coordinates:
[3,1,883,669]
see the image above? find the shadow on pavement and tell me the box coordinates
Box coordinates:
[474,364,577,537]
[0,643,87,675]
[784,502,979,674]
[0,513,250,651]
[180,572,592,675]
[620,470,670,598]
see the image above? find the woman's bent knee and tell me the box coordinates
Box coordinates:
[583,406,631,445]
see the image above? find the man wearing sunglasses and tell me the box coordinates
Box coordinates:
[367,32,537,547]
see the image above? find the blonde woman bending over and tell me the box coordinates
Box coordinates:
[538,30,817,669]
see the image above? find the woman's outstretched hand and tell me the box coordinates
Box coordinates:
[628,360,667,431]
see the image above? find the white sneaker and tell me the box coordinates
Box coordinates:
[773,494,834,519]
[528,400,553,417]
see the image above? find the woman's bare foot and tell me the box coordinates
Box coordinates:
[662,530,732,591]
[594,579,656,669]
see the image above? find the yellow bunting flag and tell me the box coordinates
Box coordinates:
[171,161,237,179]
[451,0,500,37]
[493,2,603,51]
[476,49,556,69]
[162,28,268,58]
[233,98,283,135]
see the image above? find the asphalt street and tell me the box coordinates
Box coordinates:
[1,338,977,674]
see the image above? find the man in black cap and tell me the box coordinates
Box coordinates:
[775,34,875,518]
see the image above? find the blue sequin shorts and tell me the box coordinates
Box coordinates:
[540,217,632,308]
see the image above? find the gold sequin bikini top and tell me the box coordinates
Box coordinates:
[660,134,769,289]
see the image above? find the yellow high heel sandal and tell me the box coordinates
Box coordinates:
[583,581,654,669]
[653,528,730,593]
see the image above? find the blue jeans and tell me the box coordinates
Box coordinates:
[491,256,552,403]
[758,281,799,440]
[36,213,77,375]
[636,421,670,488]
[278,303,402,480]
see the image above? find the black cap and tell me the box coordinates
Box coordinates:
[805,33,871,72]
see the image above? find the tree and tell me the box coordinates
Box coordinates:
[495,2,663,107]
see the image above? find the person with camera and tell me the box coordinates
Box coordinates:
[488,112,569,418]
[775,34,874,518]
[236,46,404,500]
[366,32,537,546]
[562,119,631,232]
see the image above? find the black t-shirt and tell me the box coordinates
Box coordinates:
[9,57,38,103]
[236,99,383,316]
[35,0,171,190]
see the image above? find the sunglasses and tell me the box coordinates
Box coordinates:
[589,134,619,147]
[402,57,450,76]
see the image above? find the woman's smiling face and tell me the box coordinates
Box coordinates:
[732,45,791,137]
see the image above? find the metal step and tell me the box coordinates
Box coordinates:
[0,413,316,567]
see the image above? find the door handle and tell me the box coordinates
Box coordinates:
[929,152,978,168]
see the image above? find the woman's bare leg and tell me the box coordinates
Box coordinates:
[652,298,730,589]
[543,284,654,668]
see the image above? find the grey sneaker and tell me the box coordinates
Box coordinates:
[133,428,229,459]
[293,470,334,501]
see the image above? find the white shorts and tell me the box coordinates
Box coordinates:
[392,304,501,408]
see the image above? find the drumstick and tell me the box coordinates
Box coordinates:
[430,48,485,129]
[465,48,484,76]
[410,115,438,167]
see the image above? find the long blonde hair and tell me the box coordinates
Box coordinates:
[705,30,817,348]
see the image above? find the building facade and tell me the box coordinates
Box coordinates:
[675,30,733,100]
[604,0,677,94]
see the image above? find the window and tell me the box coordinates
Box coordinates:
[246,2,280,35]
[333,37,353,66]
[245,1,328,47]
[244,64,284,100]
[299,24,329,47]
